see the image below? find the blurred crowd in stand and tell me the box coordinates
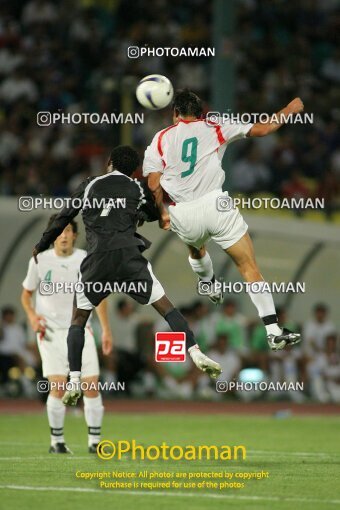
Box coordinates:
[1,299,339,403]
[0,0,339,216]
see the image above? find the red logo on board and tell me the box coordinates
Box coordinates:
[155,332,186,362]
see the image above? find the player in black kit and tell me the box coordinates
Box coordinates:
[33,146,222,405]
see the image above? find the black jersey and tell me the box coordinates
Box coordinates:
[35,170,159,254]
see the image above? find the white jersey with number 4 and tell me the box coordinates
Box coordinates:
[22,248,87,329]
[142,119,253,203]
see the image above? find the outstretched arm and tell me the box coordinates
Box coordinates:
[21,288,46,333]
[142,131,170,231]
[33,178,91,262]
[248,97,304,137]
[95,299,113,356]
[147,172,170,230]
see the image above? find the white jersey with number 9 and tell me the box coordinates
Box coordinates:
[142,118,253,203]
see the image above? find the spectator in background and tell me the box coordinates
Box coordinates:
[304,303,337,400]
[0,66,38,104]
[197,334,241,399]
[321,48,340,83]
[231,146,271,194]
[0,306,37,396]
[281,169,312,201]
[136,311,197,399]
[269,308,304,402]
[316,169,340,217]
[0,120,21,166]
[155,357,196,400]
[249,314,270,372]
[0,42,25,76]
[308,333,340,403]
[321,333,340,403]
[22,0,59,25]
[303,303,336,358]
[0,0,338,217]
[191,300,215,353]
[110,299,141,394]
[213,299,247,353]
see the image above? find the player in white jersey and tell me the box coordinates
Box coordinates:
[143,89,303,351]
[21,215,113,454]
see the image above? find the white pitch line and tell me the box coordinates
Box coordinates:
[0,456,88,461]
[0,442,339,457]
[0,441,85,446]
[1,484,340,506]
[248,450,338,457]
[0,450,338,461]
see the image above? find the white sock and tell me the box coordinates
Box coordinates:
[47,395,66,445]
[83,394,104,446]
[247,281,282,336]
[266,323,283,336]
[188,344,201,357]
[188,252,214,282]
[69,371,81,383]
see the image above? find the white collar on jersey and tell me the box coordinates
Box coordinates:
[111,169,125,176]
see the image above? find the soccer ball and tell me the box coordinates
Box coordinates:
[136,74,174,110]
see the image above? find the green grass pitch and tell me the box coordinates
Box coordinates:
[0,411,340,510]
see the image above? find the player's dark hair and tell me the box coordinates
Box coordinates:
[276,306,285,317]
[172,89,203,118]
[216,333,229,341]
[47,214,78,234]
[314,303,328,313]
[1,306,15,318]
[223,298,236,308]
[192,300,205,311]
[117,298,128,311]
[109,146,140,176]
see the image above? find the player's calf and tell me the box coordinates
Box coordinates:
[83,380,104,453]
[46,390,73,453]
[63,314,90,406]
[188,249,223,304]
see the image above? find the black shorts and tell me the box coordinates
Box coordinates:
[76,246,164,309]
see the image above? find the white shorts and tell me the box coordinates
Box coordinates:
[169,189,248,250]
[37,326,100,378]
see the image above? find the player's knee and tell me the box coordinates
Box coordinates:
[71,308,91,328]
[71,314,88,328]
[50,388,64,399]
[83,388,99,398]
[71,318,86,328]
[82,378,99,397]
[188,245,206,259]
[48,377,67,398]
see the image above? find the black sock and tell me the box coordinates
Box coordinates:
[88,426,101,445]
[164,308,196,349]
[262,314,278,326]
[67,325,85,372]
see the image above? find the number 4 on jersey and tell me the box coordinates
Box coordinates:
[181,137,198,178]
[44,270,52,282]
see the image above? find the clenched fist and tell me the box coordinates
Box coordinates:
[159,212,171,231]
[286,97,304,115]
